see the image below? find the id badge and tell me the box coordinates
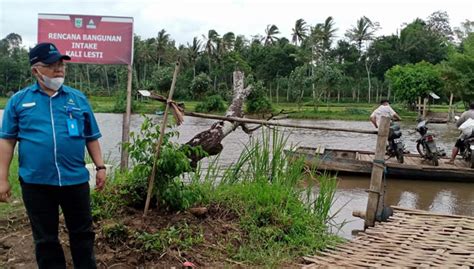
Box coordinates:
[67,118,80,137]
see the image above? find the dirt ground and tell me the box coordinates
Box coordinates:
[0,205,303,268]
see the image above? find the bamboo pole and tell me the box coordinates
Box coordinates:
[120,64,133,170]
[185,112,378,135]
[364,116,390,228]
[143,60,180,216]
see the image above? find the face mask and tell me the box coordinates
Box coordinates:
[36,70,64,91]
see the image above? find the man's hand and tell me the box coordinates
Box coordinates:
[95,169,106,191]
[0,180,12,203]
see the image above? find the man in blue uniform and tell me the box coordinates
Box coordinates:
[0,42,106,268]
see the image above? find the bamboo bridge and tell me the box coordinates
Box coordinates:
[303,206,474,267]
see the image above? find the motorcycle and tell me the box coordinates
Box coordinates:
[386,122,405,163]
[455,116,474,168]
[459,137,474,168]
[415,120,441,166]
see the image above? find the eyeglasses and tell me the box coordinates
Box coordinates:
[36,62,66,70]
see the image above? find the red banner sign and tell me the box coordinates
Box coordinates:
[38,14,133,65]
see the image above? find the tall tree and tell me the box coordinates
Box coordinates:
[155,29,170,66]
[426,10,454,41]
[187,37,202,78]
[262,24,280,46]
[203,29,219,75]
[346,16,380,102]
[291,18,308,46]
[345,16,378,52]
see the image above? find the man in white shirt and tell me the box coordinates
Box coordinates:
[446,102,474,164]
[370,99,402,128]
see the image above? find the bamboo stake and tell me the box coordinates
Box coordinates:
[185,112,378,135]
[143,60,180,216]
[120,64,133,170]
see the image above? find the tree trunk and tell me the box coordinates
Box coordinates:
[287,81,290,102]
[86,65,91,89]
[103,66,111,96]
[185,71,252,166]
[276,80,279,104]
[366,60,372,103]
[448,92,454,122]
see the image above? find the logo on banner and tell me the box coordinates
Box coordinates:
[86,19,96,29]
[74,18,83,28]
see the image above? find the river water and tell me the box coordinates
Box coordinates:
[1,111,473,239]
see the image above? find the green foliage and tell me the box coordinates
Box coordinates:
[151,66,174,93]
[160,178,207,212]
[136,223,204,253]
[246,80,273,114]
[386,61,443,104]
[212,129,340,264]
[88,128,341,266]
[112,89,140,113]
[344,107,370,115]
[102,223,129,246]
[441,33,474,104]
[195,94,227,113]
[189,72,212,99]
[0,155,21,215]
[122,115,197,210]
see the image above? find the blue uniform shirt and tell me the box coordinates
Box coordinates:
[0,83,102,186]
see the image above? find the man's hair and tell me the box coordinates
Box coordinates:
[470,102,474,110]
[380,99,390,104]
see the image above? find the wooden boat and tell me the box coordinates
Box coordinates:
[285,146,474,182]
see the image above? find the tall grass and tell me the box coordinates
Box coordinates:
[0,155,22,215]
[205,128,341,265]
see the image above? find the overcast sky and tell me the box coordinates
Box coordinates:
[0,0,473,48]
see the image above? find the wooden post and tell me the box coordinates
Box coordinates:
[417,96,422,116]
[422,97,428,119]
[364,116,390,228]
[448,92,454,122]
[143,60,180,216]
[120,64,133,170]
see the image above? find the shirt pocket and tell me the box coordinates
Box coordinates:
[69,107,85,137]
[18,102,38,120]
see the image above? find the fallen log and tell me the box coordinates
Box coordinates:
[185,112,378,135]
[185,71,251,166]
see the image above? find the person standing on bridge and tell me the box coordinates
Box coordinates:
[370,99,402,128]
[0,42,106,269]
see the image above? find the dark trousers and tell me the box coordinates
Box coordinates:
[20,179,97,269]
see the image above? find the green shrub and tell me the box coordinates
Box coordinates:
[195,95,227,113]
[246,80,273,114]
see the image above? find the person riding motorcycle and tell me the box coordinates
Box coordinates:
[370,99,404,162]
[446,102,474,165]
[370,99,402,129]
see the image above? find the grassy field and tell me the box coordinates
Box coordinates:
[1,96,460,121]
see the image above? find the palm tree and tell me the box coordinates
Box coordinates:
[203,29,219,74]
[309,16,338,61]
[234,35,247,52]
[156,29,170,66]
[262,24,280,45]
[345,16,377,51]
[345,16,380,103]
[187,37,202,78]
[291,19,308,45]
[320,16,338,52]
[221,32,235,52]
